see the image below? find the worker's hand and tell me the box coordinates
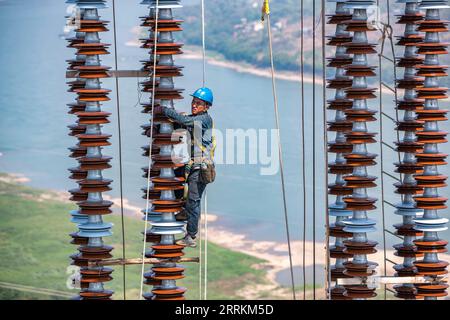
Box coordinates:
[153,105,164,115]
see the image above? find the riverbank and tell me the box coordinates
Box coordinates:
[126,30,320,85]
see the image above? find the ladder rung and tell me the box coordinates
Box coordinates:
[381,112,397,123]
[382,170,401,182]
[380,55,395,63]
[384,229,403,240]
[383,200,397,208]
[381,141,397,152]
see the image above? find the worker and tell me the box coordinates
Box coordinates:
[154,87,216,248]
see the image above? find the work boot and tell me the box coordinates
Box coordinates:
[176,208,188,221]
[176,235,197,248]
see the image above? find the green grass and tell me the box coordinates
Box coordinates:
[0,177,267,300]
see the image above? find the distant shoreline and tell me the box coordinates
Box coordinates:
[125,38,321,84]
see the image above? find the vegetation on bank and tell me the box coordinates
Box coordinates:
[0,174,267,300]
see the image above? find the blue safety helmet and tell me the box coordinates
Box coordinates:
[191,87,214,106]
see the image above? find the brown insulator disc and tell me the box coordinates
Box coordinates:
[74,88,111,102]
[152,266,185,279]
[397,56,424,68]
[150,244,185,259]
[344,20,377,32]
[76,19,109,33]
[414,260,449,276]
[77,133,112,147]
[343,261,378,277]
[151,176,185,186]
[78,200,113,215]
[393,223,423,237]
[78,156,112,171]
[396,34,424,46]
[74,65,111,79]
[327,35,353,47]
[396,77,424,89]
[68,124,87,136]
[344,175,377,189]
[413,196,448,210]
[414,174,447,188]
[78,290,114,300]
[141,167,163,179]
[394,285,420,300]
[345,109,377,122]
[73,42,111,55]
[394,182,423,195]
[327,98,353,110]
[327,120,353,132]
[415,131,448,145]
[416,42,449,55]
[327,78,353,89]
[152,133,183,146]
[330,245,353,259]
[67,102,87,114]
[344,43,378,55]
[345,87,378,100]
[327,13,353,24]
[328,142,354,155]
[395,141,424,153]
[416,20,449,33]
[144,232,162,244]
[69,188,88,202]
[67,80,86,92]
[69,145,88,158]
[78,246,114,260]
[396,13,424,24]
[80,267,113,283]
[328,183,353,196]
[414,240,449,253]
[345,153,377,167]
[331,286,353,300]
[343,196,378,211]
[416,87,448,100]
[394,223,423,237]
[78,179,113,193]
[152,286,187,297]
[397,99,424,111]
[393,264,419,276]
[327,57,354,68]
[70,232,89,245]
[343,240,378,255]
[76,111,111,125]
[328,162,354,174]
[393,243,423,258]
[329,224,353,238]
[396,119,424,132]
[152,199,185,213]
[394,162,424,175]
[345,132,378,144]
[415,284,449,298]
[416,64,448,77]
[141,189,162,201]
[345,65,377,77]
[416,109,448,122]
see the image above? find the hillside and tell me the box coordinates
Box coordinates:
[0,173,268,300]
[180,0,450,87]
[181,0,314,72]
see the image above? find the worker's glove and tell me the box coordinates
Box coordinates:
[153,105,164,115]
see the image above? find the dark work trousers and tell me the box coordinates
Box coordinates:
[186,169,207,238]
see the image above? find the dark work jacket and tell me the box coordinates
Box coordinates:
[162,107,214,167]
